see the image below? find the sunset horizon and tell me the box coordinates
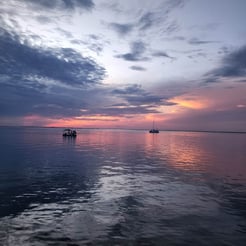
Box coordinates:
[1,2,246,243]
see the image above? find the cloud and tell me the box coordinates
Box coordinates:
[0,24,174,121]
[137,2,184,34]
[164,107,246,131]
[189,22,220,32]
[36,15,53,24]
[0,82,171,119]
[71,34,108,54]
[138,12,155,31]
[167,36,186,41]
[165,0,186,12]
[80,83,177,117]
[56,28,74,38]
[83,34,108,54]
[112,84,144,95]
[85,105,160,117]
[129,66,146,71]
[0,83,86,117]
[124,94,166,106]
[0,28,105,88]
[0,27,107,119]
[187,52,207,60]
[111,84,176,108]
[204,45,246,82]
[115,41,149,61]
[152,51,174,59]
[106,0,186,38]
[26,0,94,11]
[217,46,231,55]
[0,73,113,119]
[109,23,134,36]
[100,2,122,13]
[188,38,218,45]
[162,20,180,35]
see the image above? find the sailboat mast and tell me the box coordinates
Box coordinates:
[149,119,159,133]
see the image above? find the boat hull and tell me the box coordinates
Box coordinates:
[63,129,77,137]
[149,129,159,133]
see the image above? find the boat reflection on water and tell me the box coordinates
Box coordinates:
[0,128,246,245]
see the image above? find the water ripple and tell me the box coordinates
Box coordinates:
[0,128,246,245]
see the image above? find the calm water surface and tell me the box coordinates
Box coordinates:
[0,127,246,245]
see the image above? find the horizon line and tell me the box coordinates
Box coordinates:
[0,125,245,134]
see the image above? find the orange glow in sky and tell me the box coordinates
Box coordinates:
[17,82,246,132]
[168,96,208,110]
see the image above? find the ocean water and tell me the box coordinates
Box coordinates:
[0,127,246,245]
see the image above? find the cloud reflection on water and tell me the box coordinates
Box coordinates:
[0,128,246,245]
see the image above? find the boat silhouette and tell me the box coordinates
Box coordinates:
[63,129,77,137]
[149,121,159,133]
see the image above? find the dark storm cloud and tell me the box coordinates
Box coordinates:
[204,45,246,83]
[26,0,94,11]
[115,41,149,62]
[0,28,105,87]
[109,23,134,36]
[129,66,146,71]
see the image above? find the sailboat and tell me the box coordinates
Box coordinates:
[149,121,159,133]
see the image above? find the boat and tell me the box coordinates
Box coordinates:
[149,121,159,133]
[149,129,159,133]
[63,129,77,137]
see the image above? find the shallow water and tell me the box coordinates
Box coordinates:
[0,127,246,245]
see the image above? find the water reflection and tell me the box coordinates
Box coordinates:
[0,127,246,245]
[141,131,246,182]
[62,135,77,144]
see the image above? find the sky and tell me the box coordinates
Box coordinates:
[0,0,246,131]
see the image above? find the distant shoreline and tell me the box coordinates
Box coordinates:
[0,125,246,134]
